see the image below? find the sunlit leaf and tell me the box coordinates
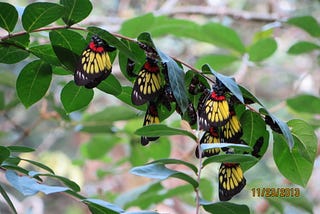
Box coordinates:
[131,163,198,188]
[287,16,320,37]
[6,170,68,196]
[288,41,320,54]
[248,38,277,62]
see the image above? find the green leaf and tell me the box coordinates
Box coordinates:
[201,201,250,214]
[84,198,124,214]
[120,13,155,37]
[49,29,86,71]
[201,143,251,153]
[118,39,146,81]
[7,146,35,153]
[0,184,18,214]
[129,136,171,166]
[157,49,189,113]
[0,2,18,32]
[288,41,320,54]
[130,163,198,188]
[202,154,258,168]
[201,22,245,53]
[81,135,120,159]
[135,124,196,141]
[116,181,192,211]
[116,86,146,111]
[240,110,266,146]
[0,91,4,110]
[287,94,320,114]
[28,171,81,192]
[148,158,198,174]
[22,2,65,32]
[280,193,313,214]
[82,105,138,124]
[97,74,122,96]
[60,80,94,113]
[202,64,244,103]
[60,0,92,26]
[4,34,30,48]
[20,159,55,174]
[0,44,29,64]
[273,119,317,186]
[195,54,239,70]
[87,26,138,61]
[6,170,69,196]
[239,85,264,105]
[262,110,294,149]
[16,60,52,108]
[29,44,61,66]
[248,38,277,62]
[115,181,162,209]
[287,16,320,37]
[0,146,10,164]
[199,178,213,201]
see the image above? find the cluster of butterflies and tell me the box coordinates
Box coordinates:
[74,35,265,201]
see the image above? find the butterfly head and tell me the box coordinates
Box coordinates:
[144,57,159,73]
[89,35,105,53]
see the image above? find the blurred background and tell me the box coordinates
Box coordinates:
[1,0,320,213]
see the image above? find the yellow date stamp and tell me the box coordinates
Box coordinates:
[251,187,300,197]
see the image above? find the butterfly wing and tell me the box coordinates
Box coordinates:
[199,92,230,130]
[218,163,246,201]
[132,58,162,105]
[75,35,115,88]
[141,102,160,145]
[196,127,222,158]
[220,108,242,142]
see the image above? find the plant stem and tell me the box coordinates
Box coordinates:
[195,113,203,214]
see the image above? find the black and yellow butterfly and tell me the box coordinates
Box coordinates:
[220,106,243,143]
[219,162,246,201]
[196,127,223,158]
[198,84,230,130]
[74,35,116,89]
[141,102,160,145]
[131,57,162,106]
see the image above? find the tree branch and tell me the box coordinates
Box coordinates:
[159,6,285,22]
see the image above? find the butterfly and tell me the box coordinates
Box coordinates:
[198,83,230,130]
[131,57,162,105]
[219,162,246,201]
[220,106,242,143]
[141,102,160,145]
[196,127,223,158]
[74,35,116,89]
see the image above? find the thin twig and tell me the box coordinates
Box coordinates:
[159,6,285,22]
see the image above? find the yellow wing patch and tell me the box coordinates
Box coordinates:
[219,163,246,201]
[74,35,115,89]
[141,102,160,145]
[131,59,162,105]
